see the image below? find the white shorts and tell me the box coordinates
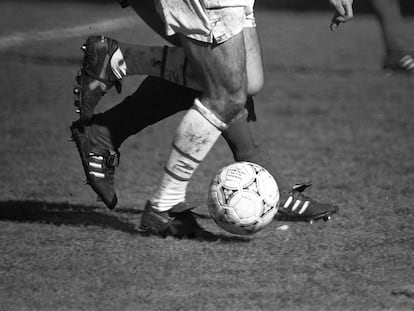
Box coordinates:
[154,0,256,44]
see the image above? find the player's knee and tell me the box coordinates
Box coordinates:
[226,91,248,121]
[203,90,247,124]
[222,78,249,121]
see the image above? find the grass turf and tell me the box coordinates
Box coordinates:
[0,1,413,310]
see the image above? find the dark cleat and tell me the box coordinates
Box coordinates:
[70,120,119,209]
[74,35,122,121]
[275,183,338,222]
[140,201,209,239]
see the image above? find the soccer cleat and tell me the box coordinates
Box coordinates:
[74,35,122,120]
[140,201,206,238]
[70,120,120,209]
[275,183,338,223]
[383,54,414,74]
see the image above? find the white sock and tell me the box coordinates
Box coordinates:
[151,98,227,212]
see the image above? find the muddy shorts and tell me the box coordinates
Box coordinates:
[154,0,256,44]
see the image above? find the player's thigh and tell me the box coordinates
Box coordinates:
[127,0,181,46]
[179,32,248,122]
[244,27,264,96]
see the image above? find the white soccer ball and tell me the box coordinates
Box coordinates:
[208,161,279,235]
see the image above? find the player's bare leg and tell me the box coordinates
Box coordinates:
[140,28,249,237]
[118,25,265,95]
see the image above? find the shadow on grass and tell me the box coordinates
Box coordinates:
[0,200,139,234]
[0,200,249,243]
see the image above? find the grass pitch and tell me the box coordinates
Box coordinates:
[0,1,413,310]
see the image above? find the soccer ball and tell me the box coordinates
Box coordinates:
[208,161,279,235]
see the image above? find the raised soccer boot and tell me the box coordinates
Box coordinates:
[383,53,414,74]
[73,35,122,120]
[140,201,207,239]
[70,120,119,209]
[275,183,338,223]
